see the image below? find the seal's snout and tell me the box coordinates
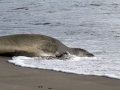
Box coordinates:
[87,53,94,57]
[73,48,94,57]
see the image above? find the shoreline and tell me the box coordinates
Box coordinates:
[0,56,120,90]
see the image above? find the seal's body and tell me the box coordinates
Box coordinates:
[0,34,94,57]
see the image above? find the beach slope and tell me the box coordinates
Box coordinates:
[0,56,120,90]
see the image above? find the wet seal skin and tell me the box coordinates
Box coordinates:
[0,34,94,58]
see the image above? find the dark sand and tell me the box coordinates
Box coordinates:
[0,56,120,90]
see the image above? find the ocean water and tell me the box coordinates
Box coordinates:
[0,0,120,79]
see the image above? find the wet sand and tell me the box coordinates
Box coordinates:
[0,56,120,90]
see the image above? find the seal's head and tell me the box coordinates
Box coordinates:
[72,48,94,57]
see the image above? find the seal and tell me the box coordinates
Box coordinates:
[0,34,94,57]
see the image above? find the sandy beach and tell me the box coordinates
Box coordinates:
[0,56,120,90]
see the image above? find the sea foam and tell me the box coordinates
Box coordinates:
[8,55,120,79]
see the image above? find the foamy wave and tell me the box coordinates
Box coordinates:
[8,56,120,79]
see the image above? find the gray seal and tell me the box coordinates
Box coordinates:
[0,34,94,57]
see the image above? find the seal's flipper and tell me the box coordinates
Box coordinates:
[56,51,71,59]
